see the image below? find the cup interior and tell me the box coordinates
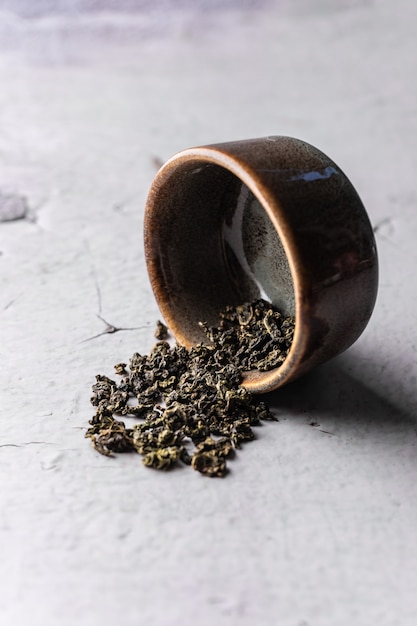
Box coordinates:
[145,156,297,387]
[223,177,295,318]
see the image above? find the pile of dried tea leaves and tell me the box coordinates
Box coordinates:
[85,299,295,477]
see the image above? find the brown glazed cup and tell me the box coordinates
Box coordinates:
[144,136,378,393]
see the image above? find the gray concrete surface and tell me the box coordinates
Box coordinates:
[1,1,417,625]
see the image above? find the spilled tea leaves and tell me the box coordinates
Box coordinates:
[85,299,294,477]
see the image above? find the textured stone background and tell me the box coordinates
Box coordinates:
[1,1,417,625]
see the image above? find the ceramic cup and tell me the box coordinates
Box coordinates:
[144,136,378,393]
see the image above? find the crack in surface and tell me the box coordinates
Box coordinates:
[81,238,149,343]
[3,294,22,312]
[80,313,148,343]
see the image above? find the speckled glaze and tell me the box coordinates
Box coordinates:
[144,136,378,393]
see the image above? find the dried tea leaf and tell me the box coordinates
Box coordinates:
[195,436,234,458]
[90,374,116,406]
[86,416,134,456]
[154,320,169,340]
[85,299,294,477]
[142,446,181,470]
[191,451,227,478]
